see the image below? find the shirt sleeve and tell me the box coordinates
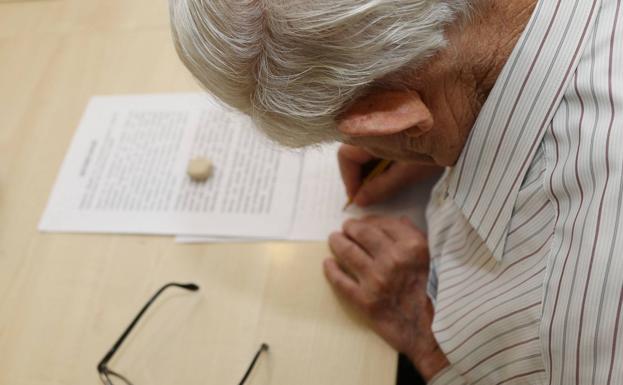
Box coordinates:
[427,366,467,385]
[540,0,623,382]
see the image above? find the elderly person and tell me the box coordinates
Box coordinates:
[169,0,623,384]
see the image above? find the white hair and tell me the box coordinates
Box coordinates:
[169,0,471,147]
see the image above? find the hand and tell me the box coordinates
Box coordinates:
[338,144,443,207]
[324,216,448,381]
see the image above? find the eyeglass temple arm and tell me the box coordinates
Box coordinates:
[238,343,270,385]
[97,282,199,373]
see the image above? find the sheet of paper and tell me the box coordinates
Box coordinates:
[177,144,433,243]
[39,94,302,237]
[289,144,431,239]
[176,235,277,244]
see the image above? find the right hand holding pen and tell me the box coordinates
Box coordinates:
[338,144,443,207]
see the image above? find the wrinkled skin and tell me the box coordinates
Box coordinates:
[324,0,538,380]
[325,216,448,381]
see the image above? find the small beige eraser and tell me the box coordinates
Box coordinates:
[187,157,214,182]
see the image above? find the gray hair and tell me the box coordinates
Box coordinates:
[169,0,471,147]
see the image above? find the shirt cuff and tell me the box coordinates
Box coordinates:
[427,366,466,385]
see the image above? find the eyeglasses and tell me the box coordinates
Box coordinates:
[97,282,269,385]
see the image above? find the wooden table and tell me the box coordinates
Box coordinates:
[0,1,397,384]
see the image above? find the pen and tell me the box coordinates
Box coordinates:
[343,159,393,211]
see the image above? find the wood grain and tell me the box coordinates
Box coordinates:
[0,1,397,384]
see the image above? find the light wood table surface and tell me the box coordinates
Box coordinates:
[0,1,397,384]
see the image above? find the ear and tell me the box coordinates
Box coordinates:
[337,90,433,138]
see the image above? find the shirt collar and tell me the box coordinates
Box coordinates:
[446,0,601,261]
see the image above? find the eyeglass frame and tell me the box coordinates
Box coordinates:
[97,282,269,385]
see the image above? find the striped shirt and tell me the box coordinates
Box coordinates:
[425,0,623,384]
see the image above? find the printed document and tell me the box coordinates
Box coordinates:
[40,94,432,241]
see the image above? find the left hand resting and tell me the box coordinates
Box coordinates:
[324,216,448,381]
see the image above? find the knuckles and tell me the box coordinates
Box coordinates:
[360,299,377,315]
[368,271,390,294]
[343,243,366,267]
[328,233,344,255]
[343,220,370,240]
[359,293,388,316]
[342,219,357,232]
[382,240,428,274]
[396,239,428,259]
[387,251,409,272]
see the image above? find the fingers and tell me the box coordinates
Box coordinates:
[353,163,410,206]
[338,144,376,199]
[329,232,372,279]
[325,217,431,320]
[323,258,368,308]
[338,144,444,207]
[342,219,393,258]
[361,216,426,242]
[352,216,429,272]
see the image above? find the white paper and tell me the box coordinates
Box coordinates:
[39,94,301,237]
[41,93,433,242]
[177,144,433,243]
[289,144,431,239]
